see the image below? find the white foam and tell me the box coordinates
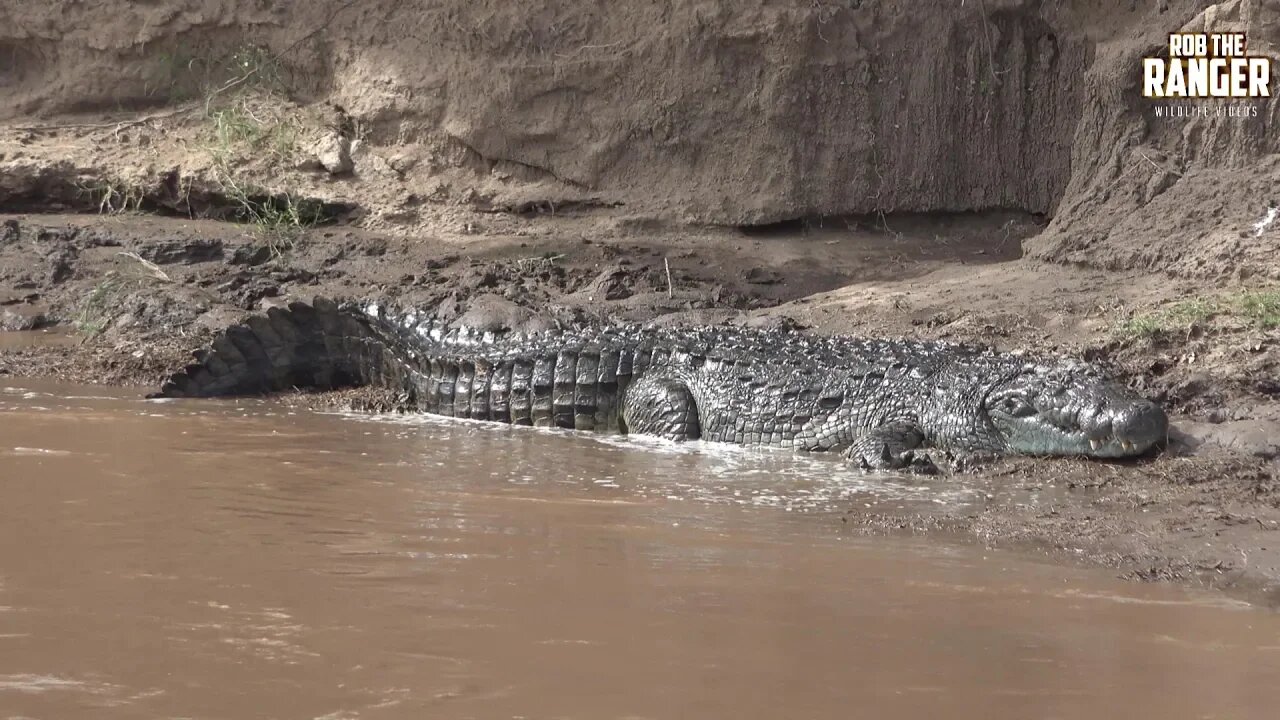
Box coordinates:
[0,674,109,694]
[10,447,71,456]
[342,411,981,512]
[1254,206,1278,237]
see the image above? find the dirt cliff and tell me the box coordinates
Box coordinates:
[1028,0,1280,280]
[3,0,1081,223]
[3,0,1273,255]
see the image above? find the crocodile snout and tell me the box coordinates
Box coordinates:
[1111,400,1168,452]
[1083,400,1168,456]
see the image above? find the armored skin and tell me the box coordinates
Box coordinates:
[152,299,1168,470]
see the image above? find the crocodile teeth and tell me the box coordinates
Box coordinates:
[1090,438,1103,450]
[1121,440,1135,451]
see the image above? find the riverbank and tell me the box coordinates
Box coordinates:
[3,211,1279,605]
[3,0,1279,604]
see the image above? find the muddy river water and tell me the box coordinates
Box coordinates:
[3,377,1280,719]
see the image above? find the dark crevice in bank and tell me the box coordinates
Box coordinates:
[735,209,1048,237]
[474,197,624,217]
[0,169,358,228]
[733,210,1047,264]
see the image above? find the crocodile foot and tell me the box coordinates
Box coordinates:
[859,447,940,475]
[843,422,938,474]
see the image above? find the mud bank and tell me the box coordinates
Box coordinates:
[2,213,1280,606]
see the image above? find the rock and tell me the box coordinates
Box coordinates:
[0,292,38,306]
[232,279,280,310]
[195,306,245,334]
[0,305,49,331]
[1,218,19,245]
[388,152,419,175]
[585,265,634,301]
[47,255,74,284]
[215,271,279,308]
[111,312,138,330]
[134,237,225,265]
[269,268,316,284]
[229,244,273,266]
[454,293,554,334]
[302,133,354,176]
[258,296,291,312]
[741,313,807,332]
[744,267,782,285]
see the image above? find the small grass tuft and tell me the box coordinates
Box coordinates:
[75,256,182,337]
[74,274,134,337]
[1118,289,1280,339]
[213,171,322,256]
[1118,313,1165,339]
[222,44,288,94]
[201,94,311,253]
[1118,298,1218,339]
[1237,290,1280,329]
[152,43,318,254]
[205,98,300,167]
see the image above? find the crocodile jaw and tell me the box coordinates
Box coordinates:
[992,399,1168,457]
[984,365,1168,458]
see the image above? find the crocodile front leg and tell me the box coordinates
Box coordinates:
[621,374,701,441]
[842,421,937,474]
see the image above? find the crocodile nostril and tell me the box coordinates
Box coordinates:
[1113,402,1169,445]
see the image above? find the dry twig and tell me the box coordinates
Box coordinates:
[116,252,172,282]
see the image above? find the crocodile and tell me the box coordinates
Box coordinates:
[151,298,1168,470]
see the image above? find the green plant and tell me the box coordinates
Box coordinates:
[205,98,299,166]
[200,93,311,253]
[74,274,133,337]
[1118,290,1280,339]
[154,43,318,253]
[144,43,288,105]
[1118,298,1218,339]
[212,171,321,256]
[250,192,321,256]
[1237,290,1280,329]
[222,44,288,95]
[1117,313,1163,339]
[75,254,182,337]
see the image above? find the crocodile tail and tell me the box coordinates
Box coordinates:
[149,297,419,399]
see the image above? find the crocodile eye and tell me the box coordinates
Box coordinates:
[1002,397,1037,418]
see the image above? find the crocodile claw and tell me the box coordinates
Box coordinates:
[855,446,939,475]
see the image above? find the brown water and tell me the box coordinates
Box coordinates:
[0,330,76,350]
[3,378,1280,720]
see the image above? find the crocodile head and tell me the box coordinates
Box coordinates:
[983,361,1167,458]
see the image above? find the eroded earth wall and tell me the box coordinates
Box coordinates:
[1,0,1277,275]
